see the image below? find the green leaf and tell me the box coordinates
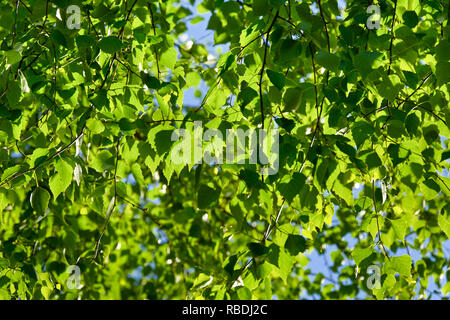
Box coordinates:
[236,286,252,299]
[435,62,450,85]
[30,187,50,215]
[5,50,21,65]
[237,86,258,109]
[387,120,406,139]
[268,244,294,283]
[269,0,287,7]
[383,274,397,291]
[377,75,403,101]
[91,89,109,109]
[333,179,353,205]
[0,257,9,268]
[41,286,52,300]
[438,213,450,239]
[155,93,170,118]
[423,125,439,144]
[336,141,356,158]
[405,112,420,136]
[223,255,238,276]
[284,234,306,256]
[282,87,303,112]
[160,47,177,69]
[359,151,382,171]
[51,29,68,48]
[391,219,407,241]
[403,71,419,89]
[86,118,105,134]
[436,40,450,62]
[353,52,382,77]
[315,51,340,72]
[191,16,204,24]
[238,169,265,190]
[49,158,73,199]
[76,35,95,48]
[119,118,136,132]
[0,288,11,300]
[442,282,450,296]
[247,242,269,257]
[141,73,161,89]
[278,172,306,203]
[385,255,412,277]
[274,117,295,132]
[131,163,145,185]
[402,11,419,28]
[266,69,286,90]
[91,150,115,172]
[153,129,174,155]
[197,184,221,209]
[352,248,373,266]
[419,179,440,200]
[98,36,123,54]
[218,53,235,76]
[351,121,375,148]
[253,0,270,16]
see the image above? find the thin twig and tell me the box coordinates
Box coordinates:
[258,11,279,130]
[86,11,100,38]
[387,0,397,76]
[263,198,286,242]
[317,0,330,53]
[398,72,432,105]
[18,0,32,14]
[0,125,86,187]
[116,194,161,226]
[397,99,447,125]
[229,197,287,288]
[91,136,122,262]
[372,179,390,259]
[12,0,20,47]
[147,2,161,79]
[299,43,326,173]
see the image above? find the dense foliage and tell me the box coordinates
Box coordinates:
[0,0,449,300]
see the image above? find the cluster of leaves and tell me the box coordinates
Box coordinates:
[0,0,449,300]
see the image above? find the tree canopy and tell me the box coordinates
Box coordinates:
[0,0,449,300]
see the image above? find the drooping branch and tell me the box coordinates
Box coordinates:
[11,0,20,47]
[229,197,287,289]
[0,124,87,188]
[299,43,326,173]
[372,179,390,260]
[398,72,432,105]
[147,2,161,79]
[387,0,398,76]
[263,198,286,242]
[91,135,122,263]
[116,194,161,227]
[258,10,279,130]
[317,0,330,54]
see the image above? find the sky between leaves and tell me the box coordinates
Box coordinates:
[0,0,449,300]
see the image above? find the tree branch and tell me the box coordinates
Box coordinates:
[91,136,122,263]
[259,10,279,130]
[147,2,161,79]
[387,0,398,76]
[372,179,390,259]
[0,125,87,187]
